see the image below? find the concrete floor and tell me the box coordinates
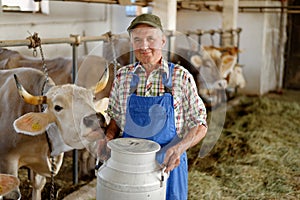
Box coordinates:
[62,179,97,200]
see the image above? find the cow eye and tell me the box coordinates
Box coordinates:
[54,105,63,112]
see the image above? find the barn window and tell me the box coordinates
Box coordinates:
[125,5,152,17]
[125,0,152,17]
[1,0,49,14]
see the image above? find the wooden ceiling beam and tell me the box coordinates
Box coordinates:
[50,0,153,6]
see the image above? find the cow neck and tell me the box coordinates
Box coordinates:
[38,76,53,153]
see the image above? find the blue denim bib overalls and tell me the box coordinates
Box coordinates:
[123,63,188,200]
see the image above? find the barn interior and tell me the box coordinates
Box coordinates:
[0,0,299,200]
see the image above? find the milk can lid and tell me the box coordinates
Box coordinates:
[108,138,161,154]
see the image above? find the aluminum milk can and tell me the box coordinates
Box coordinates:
[96,138,168,200]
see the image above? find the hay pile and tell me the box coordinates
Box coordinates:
[188,91,300,199]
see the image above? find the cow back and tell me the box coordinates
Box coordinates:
[0,68,54,151]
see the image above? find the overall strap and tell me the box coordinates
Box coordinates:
[162,62,174,94]
[129,62,141,94]
[129,62,175,94]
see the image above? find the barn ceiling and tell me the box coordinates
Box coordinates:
[50,0,154,7]
[49,0,298,13]
[50,0,283,8]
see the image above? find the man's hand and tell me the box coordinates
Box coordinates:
[97,138,111,163]
[162,124,207,173]
[162,144,184,173]
[96,119,120,163]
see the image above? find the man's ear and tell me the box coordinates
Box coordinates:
[14,112,51,136]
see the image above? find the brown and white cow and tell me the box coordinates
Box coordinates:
[0,48,116,180]
[171,47,224,108]
[172,46,244,107]
[0,47,73,85]
[0,66,109,200]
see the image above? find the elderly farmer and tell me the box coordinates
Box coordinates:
[101,13,207,200]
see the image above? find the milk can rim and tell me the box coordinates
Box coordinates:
[108,138,161,155]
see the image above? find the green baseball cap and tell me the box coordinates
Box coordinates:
[127,14,163,32]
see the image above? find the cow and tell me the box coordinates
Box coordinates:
[227,64,246,89]
[171,47,223,108]
[0,66,109,200]
[171,46,244,107]
[0,47,116,180]
[201,46,241,79]
[0,47,73,85]
[102,37,132,66]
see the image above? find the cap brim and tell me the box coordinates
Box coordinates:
[127,21,162,32]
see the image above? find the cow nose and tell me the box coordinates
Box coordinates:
[83,113,106,129]
[83,114,98,127]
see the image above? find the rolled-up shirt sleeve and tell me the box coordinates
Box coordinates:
[172,65,207,137]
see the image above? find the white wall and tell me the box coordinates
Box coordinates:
[110,5,134,34]
[238,13,264,94]
[177,11,223,47]
[0,1,111,58]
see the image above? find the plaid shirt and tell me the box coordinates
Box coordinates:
[106,59,207,138]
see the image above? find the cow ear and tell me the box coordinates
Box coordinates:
[14,113,50,136]
[221,55,237,78]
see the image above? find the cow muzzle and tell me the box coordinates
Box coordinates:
[82,113,106,142]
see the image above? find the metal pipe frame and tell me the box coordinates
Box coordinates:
[0,34,110,48]
[177,2,300,14]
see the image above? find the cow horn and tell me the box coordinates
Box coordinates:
[14,74,47,105]
[94,65,109,94]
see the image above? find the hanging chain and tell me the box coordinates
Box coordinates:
[27,32,55,200]
[27,32,49,82]
[38,43,49,83]
[49,157,55,200]
[185,32,193,58]
[185,32,191,49]
[209,30,215,46]
[111,36,118,78]
[106,31,120,78]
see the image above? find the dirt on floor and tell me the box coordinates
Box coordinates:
[18,89,300,200]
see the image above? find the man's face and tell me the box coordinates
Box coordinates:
[130,24,166,65]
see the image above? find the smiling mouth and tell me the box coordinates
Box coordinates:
[140,49,151,54]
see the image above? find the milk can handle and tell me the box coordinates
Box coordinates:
[95,158,107,174]
[95,158,102,170]
[160,166,167,187]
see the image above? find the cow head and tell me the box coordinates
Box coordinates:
[13,67,109,152]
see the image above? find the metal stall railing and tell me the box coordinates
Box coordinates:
[184,28,242,57]
[165,27,242,62]
[165,27,242,45]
